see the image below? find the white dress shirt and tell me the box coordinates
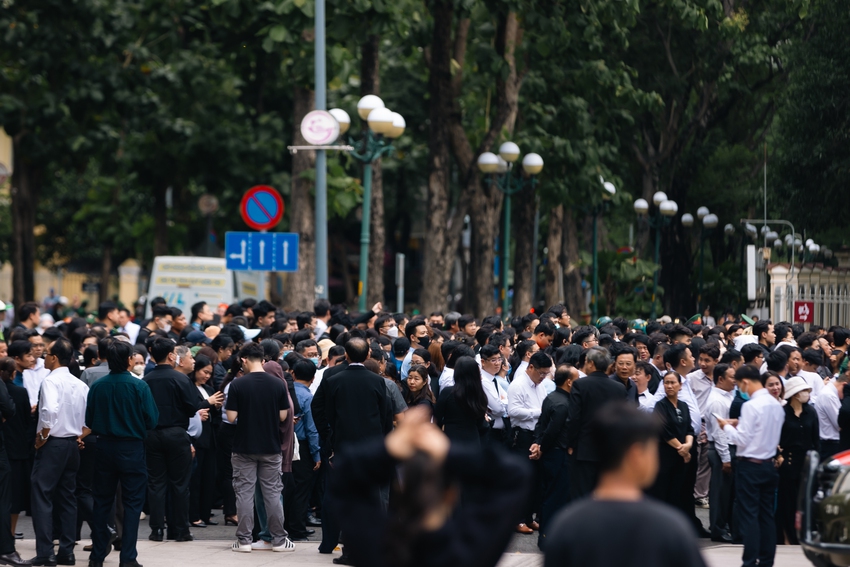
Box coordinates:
[799,370,824,405]
[121,321,141,344]
[481,370,509,430]
[816,381,841,441]
[188,412,203,438]
[723,388,784,460]
[37,366,89,438]
[687,369,714,418]
[310,367,326,395]
[637,388,657,413]
[24,358,51,408]
[438,367,455,390]
[507,372,547,431]
[705,387,735,463]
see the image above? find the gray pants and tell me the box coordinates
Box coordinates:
[232,453,286,545]
[707,442,732,537]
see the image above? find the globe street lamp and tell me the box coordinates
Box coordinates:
[633,191,678,319]
[477,143,544,319]
[590,178,617,321]
[682,207,718,313]
[330,95,405,312]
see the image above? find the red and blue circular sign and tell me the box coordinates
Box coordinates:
[240,185,284,231]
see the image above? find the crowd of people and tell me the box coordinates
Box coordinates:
[0,294,847,567]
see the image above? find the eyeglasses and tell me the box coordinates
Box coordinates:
[484,357,502,365]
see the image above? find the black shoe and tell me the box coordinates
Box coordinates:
[149,529,163,542]
[13,533,23,540]
[332,556,355,566]
[30,557,56,567]
[112,538,121,553]
[203,520,218,526]
[172,534,193,542]
[118,562,143,567]
[710,533,733,543]
[0,552,32,566]
[306,529,316,536]
[190,521,207,528]
[87,562,102,567]
[306,514,322,527]
[56,555,75,566]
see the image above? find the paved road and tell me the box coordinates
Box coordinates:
[13,510,814,567]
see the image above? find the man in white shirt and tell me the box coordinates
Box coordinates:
[479,345,511,448]
[312,299,332,340]
[117,308,141,344]
[507,351,552,534]
[23,330,51,409]
[634,361,657,412]
[817,371,846,458]
[718,365,784,567]
[705,363,736,542]
[687,342,720,508]
[31,337,90,565]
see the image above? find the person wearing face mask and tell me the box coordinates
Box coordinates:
[294,339,320,367]
[401,320,431,380]
[136,306,173,347]
[776,377,819,545]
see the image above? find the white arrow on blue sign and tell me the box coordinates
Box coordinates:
[225,232,299,272]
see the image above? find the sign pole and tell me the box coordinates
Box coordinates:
[314,0,329,300]
[357,163,373,313]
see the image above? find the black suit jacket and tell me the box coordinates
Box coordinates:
[312,363,392,454]
[646,364,662,395]
[567,371,626,462]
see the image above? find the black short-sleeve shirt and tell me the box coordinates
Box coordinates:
[225,372,290,455]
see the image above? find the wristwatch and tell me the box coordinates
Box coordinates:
[37,432,49,442]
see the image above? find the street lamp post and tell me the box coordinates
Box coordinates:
[330,96,405,313]
[633,192,678,319]
[590,179,617,322]
[682,208,719,313]
[477,144,544,319]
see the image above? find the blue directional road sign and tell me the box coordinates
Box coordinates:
[225,232,300,272]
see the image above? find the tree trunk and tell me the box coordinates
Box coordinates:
[421,0,457,315]
[544,204,564,307]
[100,244,112,304]
[511,185,536,315]
[468,181,502,318]
[10,150,38,306]
[660,221,694,317]
[281,85,317,310]
[153,184,169,257]
[563,208,585,317]
[361,34,385,307]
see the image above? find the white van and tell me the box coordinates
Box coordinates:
[145,256,267,317]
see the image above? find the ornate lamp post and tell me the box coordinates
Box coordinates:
[477,143,544,318]
[682,207,719,313]
[589,178,617,322]
[633,192,679,319]
[329,96,405,312]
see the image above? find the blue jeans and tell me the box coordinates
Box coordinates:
[736,459,779,567]
[91,439,147,563]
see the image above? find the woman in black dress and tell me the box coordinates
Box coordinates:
[405,365,436,415]
[777,377,819,544]
[189,355,220,528]
[649,371,694,516]
[434,357,488,446]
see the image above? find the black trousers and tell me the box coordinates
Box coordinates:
[75,435,96,539]
[680,447,705,532]
[216,424,237,517]
[0,448,16,556]
[31,437,80,558]
[737,459,779,567]
[91,439,147,563]
[537,447,569,550]
[189,445,216,523]
[512,428,539,525]
[288,441,317,539]
[821,439,841,461]
[776,471,801,545]
[567,454,598,502]
[145,427,192,536]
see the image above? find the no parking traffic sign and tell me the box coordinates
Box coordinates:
[240,185,284,231]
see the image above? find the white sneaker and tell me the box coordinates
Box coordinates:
[232,540,252,553]
[251,540,273,551]
[272,538,296,552]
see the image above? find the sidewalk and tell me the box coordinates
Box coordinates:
[9,538,814,567]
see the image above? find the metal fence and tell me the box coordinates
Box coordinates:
[773,280,850,328]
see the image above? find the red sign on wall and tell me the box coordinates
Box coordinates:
[794,301,814,324]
